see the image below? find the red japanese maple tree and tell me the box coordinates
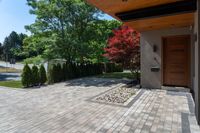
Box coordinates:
[103,25,140,80]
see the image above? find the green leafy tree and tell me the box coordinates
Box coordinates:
[0,43,3,60]
[32,65,40,86]
[39,64,47,85]
[2,31,28,61]
[26,0,100,62]
[21,64,32,87]
[86,20,121,63]
[2,37,10,61]
[25,0,121,63]
[11,33,28,60]
[5,31,20,60]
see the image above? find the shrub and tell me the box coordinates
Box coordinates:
[105,63,113,73]
[78,64,82,76]
[47,64,54,84]
[65,63,71,79]
[114,64,123,72]
[39,64,47,85]
[23,55,43,65]
[81,64,87,77]
[74,64,81,78]
[68,63,75,79]
[21,64,32,87]
[95,63,103,75]
[104,63,123,73]
[47,62,103,84]
[52,64,58,83]
[32,65,40,86]
[62,63,67,80]
[71,63,77,78]
[56,63,62,82]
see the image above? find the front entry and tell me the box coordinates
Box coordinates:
[162,35,191,87]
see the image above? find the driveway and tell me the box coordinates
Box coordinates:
[0,61,23,81]
[0,78,199,133]
[0,73,21,81]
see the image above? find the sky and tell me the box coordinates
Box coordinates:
[0,0,35,43]
[0,0,114,44]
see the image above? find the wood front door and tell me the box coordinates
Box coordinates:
[163,35,190,87]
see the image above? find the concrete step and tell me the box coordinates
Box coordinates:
[161,86,190,92]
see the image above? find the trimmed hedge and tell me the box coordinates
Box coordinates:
[22,64,47,87]
[104,63,123,73]
[47,63,103,84]
[39,64,47,85]
[21,64,32,87]
[114,64,123,72]
[22,62,123,87]
[32,65,40,86]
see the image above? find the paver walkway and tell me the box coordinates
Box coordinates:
[0,78,199,133]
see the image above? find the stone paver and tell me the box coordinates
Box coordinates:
[0,77,199,133]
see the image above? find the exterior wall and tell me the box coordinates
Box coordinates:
[140,27,193,88]
[193,1,200,124]
[198,0,200,123]
[193,11,199,123]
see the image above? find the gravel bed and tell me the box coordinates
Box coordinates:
[95,87,136,104]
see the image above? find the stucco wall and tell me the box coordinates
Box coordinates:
[140,27,193,88]
[193,9,200,123]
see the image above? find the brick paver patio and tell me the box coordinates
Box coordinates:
[0,78,199,133]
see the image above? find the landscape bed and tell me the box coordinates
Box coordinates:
[91,83,141,107]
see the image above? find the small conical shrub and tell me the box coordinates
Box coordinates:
[21,64,32,88]
[62,63,67,81]
[32,65,39,86]
[74,63,80,78]
[68,63,74,79]
[79,64,84,77]
[39,64,47,85]
[56,63,63,82]
[52,64,57,83]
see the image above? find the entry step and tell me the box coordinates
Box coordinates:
[161,86,190,92]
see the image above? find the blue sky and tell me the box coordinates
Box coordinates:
[0,0,113,44]
[0,0,35,43]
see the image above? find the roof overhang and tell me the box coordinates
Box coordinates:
[86,0,197,31]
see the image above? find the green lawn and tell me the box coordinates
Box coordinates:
[0,80,23,88]
[97,71,138,79]
[0,67,21,73]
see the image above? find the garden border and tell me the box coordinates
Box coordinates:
[87,85,145,108]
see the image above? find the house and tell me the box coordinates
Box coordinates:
[86,0,200,124]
